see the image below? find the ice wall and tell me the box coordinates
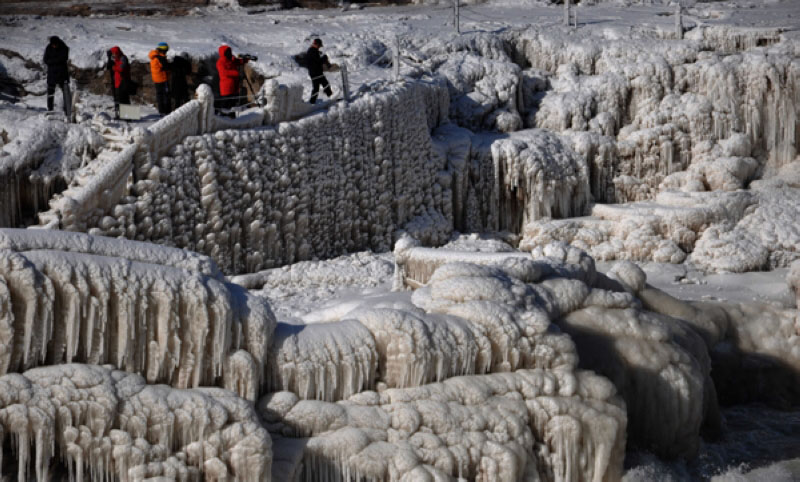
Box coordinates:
[0,228,275,400]
[0,364,271,482]
[85,82,450,274]
[263,368,626,482]
[430,125,591,234]
[507,27,799,199]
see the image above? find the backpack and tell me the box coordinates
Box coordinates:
[293,52,308,68]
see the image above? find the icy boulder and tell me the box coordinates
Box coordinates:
[691,187,800,272]
[0,229,274,400]
[262,368,626,482]
[640,283,800,407]
[434,51,523,132]
[0,364,271,482]
[267,320,378,402]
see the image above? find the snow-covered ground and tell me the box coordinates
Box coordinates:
[1,0,800,480]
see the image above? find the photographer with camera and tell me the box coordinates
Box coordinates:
[215,45,255,114]
[106,46,131,120]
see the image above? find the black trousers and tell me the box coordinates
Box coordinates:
[173,87,190,109]
[47,80,71,117]
[113,80,131,118]
[155,81,171,115]
[310,75,332,104]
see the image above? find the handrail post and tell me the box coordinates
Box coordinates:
[392,36,401,82]
[341,64,350,102]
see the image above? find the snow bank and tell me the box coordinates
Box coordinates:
[0,229,274,400]
[262,368,626,481]
[0,364,271,482]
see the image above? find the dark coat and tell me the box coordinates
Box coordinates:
[306,46,330,79]
[171,55,192,95]
[43,37,69,84]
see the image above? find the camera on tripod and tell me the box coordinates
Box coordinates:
[237,54,258,61]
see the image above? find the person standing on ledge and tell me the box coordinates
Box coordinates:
[306,38,333,104]
[43,36,71,118]
[149,42,171,115]
[107,46,131,119]
[216,45,248,113]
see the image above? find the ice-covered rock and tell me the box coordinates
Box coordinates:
[0,364,271,482]
[0,229,274,400]
[434,51,523,132]
[640,283,800,407]
[262,368,626,482]
[520,190,759,268]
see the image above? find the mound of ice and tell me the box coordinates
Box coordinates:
[691,188,800,272]
[435,51,523,132]
[262,368,626,481]
[0,364,270,482]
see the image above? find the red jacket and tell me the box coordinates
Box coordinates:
[216,45,245,97]
[109,47,130,88]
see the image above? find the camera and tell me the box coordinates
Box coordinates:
[238,54,258,61]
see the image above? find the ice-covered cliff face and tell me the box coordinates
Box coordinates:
[0,228,275,401]
[0,364,271,482]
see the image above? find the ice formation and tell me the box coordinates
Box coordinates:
[602,261,800,408]
[84,82,451,274]
[0,108,104,228]
[263,368,626,481]
[0,228,274,400]
[2,6,799,480]
[0,364,271,481]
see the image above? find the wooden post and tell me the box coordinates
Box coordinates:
[341,64,350,102]
[675,3,683,39]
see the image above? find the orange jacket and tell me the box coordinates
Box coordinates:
[149,50,169,84]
